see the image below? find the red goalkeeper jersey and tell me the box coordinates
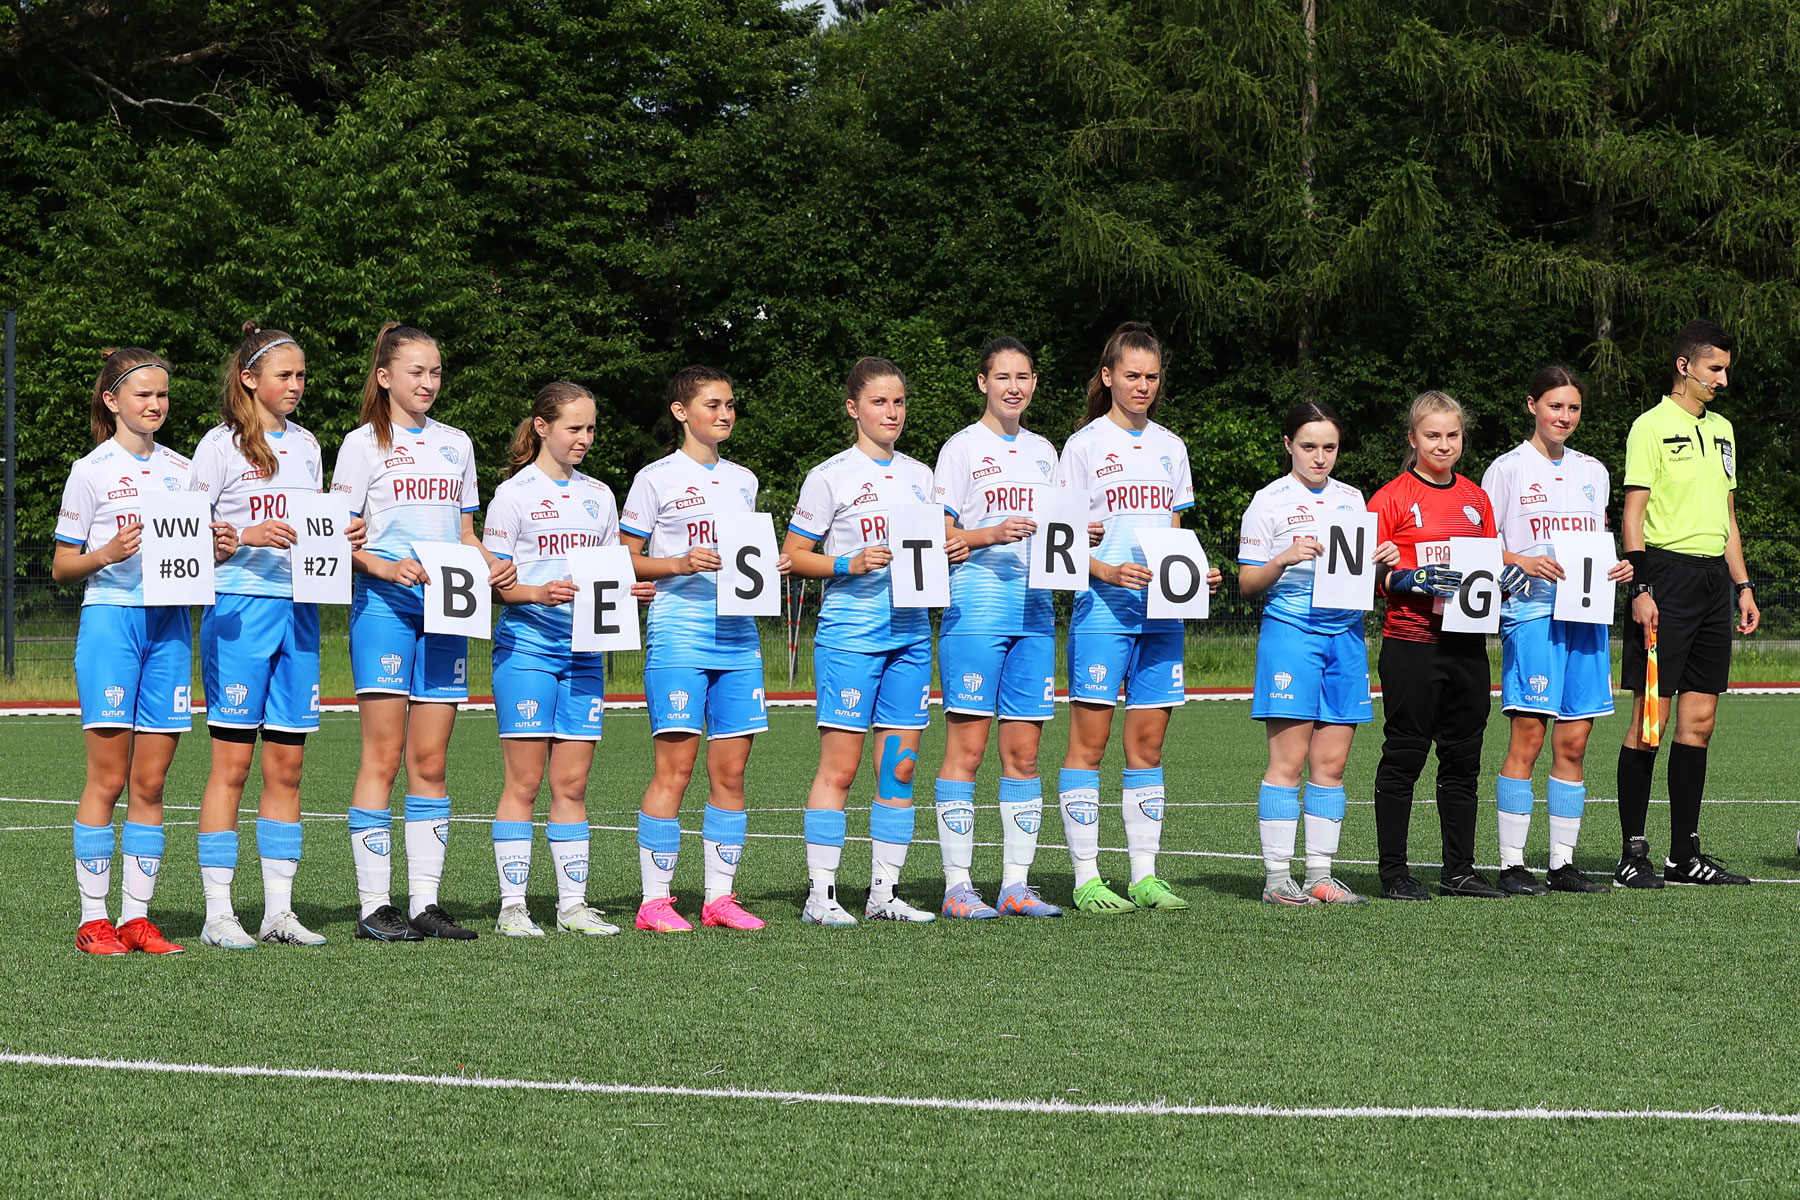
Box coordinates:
[1368,470,1498,643]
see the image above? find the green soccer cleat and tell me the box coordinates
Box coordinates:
[1072,878,1138,914]
[1128,875,1190,910]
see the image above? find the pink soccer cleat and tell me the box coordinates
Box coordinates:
[700,893,766,930]
[634,896,693,932]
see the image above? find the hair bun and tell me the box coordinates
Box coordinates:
[241,319,262,335]
[100,347,119,361]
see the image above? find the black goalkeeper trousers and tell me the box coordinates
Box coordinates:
[1373,634,1492,882]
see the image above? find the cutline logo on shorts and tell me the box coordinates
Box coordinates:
[835,687,862,717]
[668,690,690,713]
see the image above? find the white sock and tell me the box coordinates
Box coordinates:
[1259,820,1297,887]
[548,825,590,910]
[1121,768,1165,884]
[120,854,158,923]
[1303,813,1341,885]
[869,841,909,902]
[201,866,236,922]
[806,841,842,901]
[406,821,450,920]
[701,804,747,906]
[73,821,113,925]
[494,823,532,907]
[1496,775,1533,870]
[934,778,977,891]
[639,846,676,901]
[1057,769,1102,888]
[998,777,1042,889]
[1548,816,1581,870]
[260,857,297,926]
[348,807,393,918]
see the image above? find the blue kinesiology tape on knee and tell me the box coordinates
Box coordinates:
[121,820,165,859]
[877,735,917,804]
[404,794,450,822]
[702,804,747,844]
[347,807,390,833]
[1546,777,1586,819]
[804,808,847,848]
[545,821,589,843]
[73,821,114,860]
[1302,783,1346,821]
[998,776,1041,802]
[1496,775,1536,815]
[870,799,916,846]
[256,818,303,861]
[933,777,975,804]
[1058,768,1100,793]
[492,820,534,843]
[1122,767,1163,791]
[196,829,239,869]
[1258,782,1301,821]
[637,813,681,853]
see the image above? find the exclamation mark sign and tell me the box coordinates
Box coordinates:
[1581,559,1593,607]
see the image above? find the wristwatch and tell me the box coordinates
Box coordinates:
[1735,580,1754,596]
[1630,583,1654,599]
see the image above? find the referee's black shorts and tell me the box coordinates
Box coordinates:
[1621,547,1732,698]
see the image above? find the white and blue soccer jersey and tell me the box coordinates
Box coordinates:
[791,447,935,652]
[1057,416,1195,635]
[55,439,194,607]
[620,451,763,670]
[1237,475,1367,635]
[483,464,620,657]
[190,421,325,597]
[331,418,479,613]
[934,422,1058,637]
[1480,442,1610,629]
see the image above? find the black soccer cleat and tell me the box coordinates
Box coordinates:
[1546,863,1609,894]
[1380,874,1431,901]
[1439,870,1508,898]
[1664,850,1751,886]
[1496,865,1550,896]
[410,903,479,939]
[1612,837,1665,889]
[355,903,424,942]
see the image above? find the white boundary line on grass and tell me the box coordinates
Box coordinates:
[1,1051,1797,1125]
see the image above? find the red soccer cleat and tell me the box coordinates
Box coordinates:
[76,918,129,956]
[116,916,185,954]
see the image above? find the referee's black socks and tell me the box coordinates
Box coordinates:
[1617,744,1658,844]
[1667,742,1708,861]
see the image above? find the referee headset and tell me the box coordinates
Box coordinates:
[1678,356,1726,398]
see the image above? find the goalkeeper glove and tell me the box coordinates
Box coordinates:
[1498,563,1530,597]
[1386,564,1463,598]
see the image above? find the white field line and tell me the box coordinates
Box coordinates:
[0,1052,1796,1125]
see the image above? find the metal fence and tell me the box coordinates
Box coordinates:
[8,532,1798,691]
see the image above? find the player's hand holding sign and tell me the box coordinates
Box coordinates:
[1386,564,1462,598]
[211,521,239,563]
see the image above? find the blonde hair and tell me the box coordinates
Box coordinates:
[508,381,595,475]
[1401,390,1465,474]
[359,322,438,451]
[220,321,299,482]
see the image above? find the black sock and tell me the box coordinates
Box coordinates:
[1617,744,1657,845]
[1667,742,1708,861]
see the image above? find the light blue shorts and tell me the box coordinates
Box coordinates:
[1250,618,1372,725]
[1501,617,1614,721]
[1067,629,1184,709]
[349,583,468,702]
[75,604,194,732]
[938,634,1055,721]
[644,665,767,739]
[202,594,321,733]
[815,641,933,731]
[492,642,606,740]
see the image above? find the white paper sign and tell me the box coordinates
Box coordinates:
[1440,536,1503,634]
[567,546,641,652]
[415,542,491,639]
[1551,532,1618,625]
[889,504,951,609]
[288,492,352,605]
[1311,512,1379,612]
[1028,489,1089,592]
[1138,526,1210,620]
[140,492,216,607]
[715,512,781,617]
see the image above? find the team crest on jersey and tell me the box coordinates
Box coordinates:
[502,860,530,886]
[1036,460,1052,478]
[1096,453,1124,478]
[440,445,459,464]
[380,653,403,677]
[135,855,160,877]
[1139,798,1164,821]
[1521,483,1548,505]
[1720,439,1735,477]
[716,843,744,866]
[163,477,181,491]
[1160,455,1173,476]
[942,806,975,836]
[911,484,927,502]
[516,699,540,721]
[1529,674,1550,696]
[583,499,601,519]
[668,690,691,713]
[1582,484,1596,502]
[80,857,109,875]
[1462,505,1482,526]
[562,858,589,883]
[223,682,249,708]
[651,850,678,871]
[104,685,126,710]
[1066,799,1099,825]
[960,672,984,695]
[1013,807,1042,834]
[1087,663,1107,684]
[1272,672,1293,692]
[973,457,1001,480]
[838,687,863,711]
[363,829,390,859]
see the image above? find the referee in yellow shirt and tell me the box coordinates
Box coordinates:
[1613,319,1759,888]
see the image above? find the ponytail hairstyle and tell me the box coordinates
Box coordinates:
[846,356,905,404]
[1083,321,1163,423]
[663,365,735,453]
[220,321,298,482]
[1399,390,1465,474]
[359,322,438,452]
[509,381,595,475]
[978,336,1035,376]
[1282,399,1345,442]
[91,347,173,444]
[1525,364,1585,405]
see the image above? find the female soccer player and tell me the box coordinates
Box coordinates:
[931,337,1063,919]
[783,357,965,926]
[1238,401,1398,906]
[1480,367,1629,894]
[334,322,515,942]
[1057,322,1219,914]
[621,366,789,933]
[56,348,238,955]
[1367,390,1515,900]
[190,323,365,949]
[484,382,628,937]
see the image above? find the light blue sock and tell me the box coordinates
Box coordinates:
[1257,782,1301,882]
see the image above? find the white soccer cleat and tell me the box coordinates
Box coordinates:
[864,894,937,923]
[259,911,326,946]
[199,913,258,950]
[556,902,620,936]
[801,893,859,927]
[494,904,546,937]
